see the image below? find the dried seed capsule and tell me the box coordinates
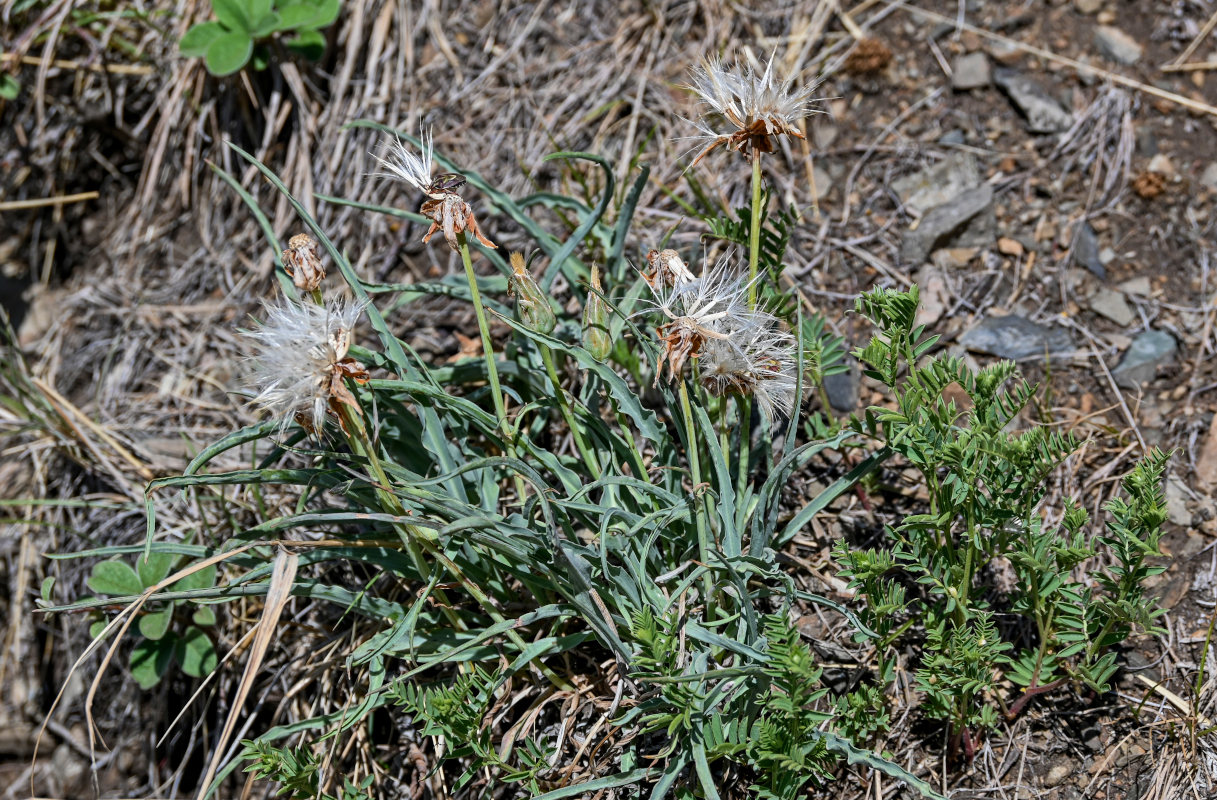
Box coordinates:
[582,265,612,360]
[283,233,325,292]
[508,252,555,334]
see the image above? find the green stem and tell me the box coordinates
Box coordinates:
[338,401,571,690]
[457,232,527,502]
[540,345,600,478]
[747,151,763,309]
[679,380,713,611]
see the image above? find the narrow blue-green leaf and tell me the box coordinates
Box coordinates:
[684,620,770,663]
[538,151,613,290]
[209,163,294,296]
[691,744,722,800]
[818,731,947,800]
[776,446,892,547]
[609,163,650,283]
[495,313,663,443]
[528,768,654,800]
[693,402,737,557]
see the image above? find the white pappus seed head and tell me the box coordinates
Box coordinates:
[241,298,368,433]
[685,53,823,165]
[698,318,799,424]
[374,129,435,193]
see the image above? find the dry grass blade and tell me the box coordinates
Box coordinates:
[196,547,298,800]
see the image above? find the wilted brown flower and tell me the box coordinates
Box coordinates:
[376,132,497,252]
[645,248,695,289]
[283,233,325,292]
[686,54,823,166]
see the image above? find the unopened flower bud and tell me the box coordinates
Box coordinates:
[582,265,612,360]
[283,234,325,292]
[508,252,555,334]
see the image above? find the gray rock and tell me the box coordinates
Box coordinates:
[1166,478,1193,527]
[994,68,1073,133]
[892,152,981,215]
[959,314,1073,361]
[1119,276,1152,297]
[1112,330,1176,388]
[1089,288,1134,326]
[1202,162,1217,192]
[823,362,859,412]
[938,129,966,146]
[901,183,996,265]
[952,52,991,90]
[811,166,832,201]
[1075,0,1102,13]
[1074,221,1105,279]
[1095,25,1143,66]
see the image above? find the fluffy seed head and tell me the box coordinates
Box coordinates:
[686,54,823,166]
[242,298,368,433]
[698,319,798,424]
[374,130,435,194]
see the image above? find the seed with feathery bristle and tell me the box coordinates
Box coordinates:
[374,130,435,194]
[698,321,799,424]
[242,298,369,433]
[685,54,824,166]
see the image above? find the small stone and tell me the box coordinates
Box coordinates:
[1166,478,1193,527]
[959,314,1074,361]
[1119,276,1152,297]
[901,183,996,265]
[1095,25,1143,66]
[1089,288,1134,326]
[813,123,839,150]
[933,247,980,269]
[938,129,966,146]
[997,236,1024,256]
[811,166,833,201]
[1075,0,1102,13]
[1074,221,1105,279]
[892,152,982,216]
[994,68,1074,133]
[1096,8,1116,24]
[1099,247,1116,265]
[952,52,992,90]
[915,266,950,327]
[823,362,860,412]
[1045,764,1072,787]
[1111,329,1177,388]
[1146,153,1175,176]
[1201,162,1217,192]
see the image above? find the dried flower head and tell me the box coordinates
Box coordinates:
[645,248,696,289]
[643,252,800,423]
[376,131,497,252]
[283,233,325,292]
[686,54,823,166]
[242,298,370,434]
[698,321,798,424]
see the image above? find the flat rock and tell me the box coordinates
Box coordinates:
[1119,276,1152,296]
[959,314,1073,361]
[1074,221,1105,279]
[1201,162,1217,192]
[951,52,991,90]
[901,183,996,265]
[1112,329,1176,387]
[823,362,860,412]
[1095,25,1143,66]
[994,68,1073,133]
[1075,0,1102,13]
[892,152,981,216]
[811,165,832,201]
[1165,478,1192,527]
[1197,414,1217,488]
[1089,288,1134,326]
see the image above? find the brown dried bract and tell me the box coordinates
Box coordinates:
[645,248,695,288]
[1132,170,1167,200]
[656,320,707,384]
[420,193,497,252]
[843,38,892,76]
[328,356,371,422]
[283,233,325,292]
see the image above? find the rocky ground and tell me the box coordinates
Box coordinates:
[6,0,1217,797]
